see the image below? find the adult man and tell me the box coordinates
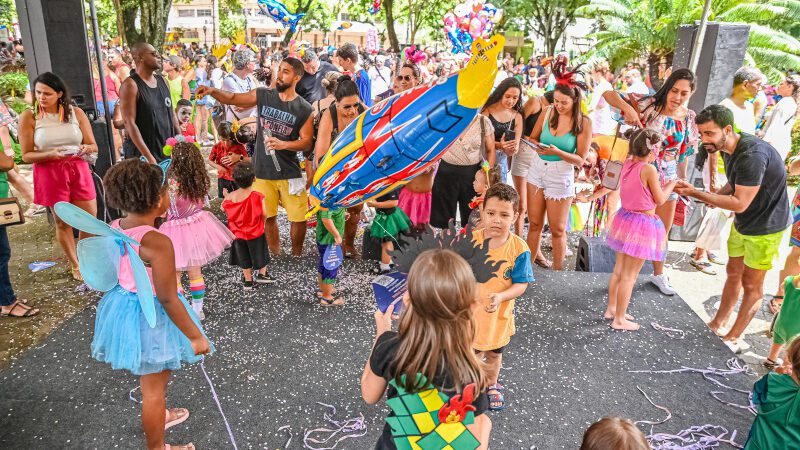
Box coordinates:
[675,105,791,352]
[222,48,258,123]
[119,42,178,163]
[297,49,337,104]
[336,43,372,107]
[720,66,763,135]
[197,58,313,257]
[623,69,650,95]
[368,55,392,101]
[110,48,131,81]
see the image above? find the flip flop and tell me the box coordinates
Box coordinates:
[317,294,345,307]
[534,257,552,269]
[0,301,39,317]
[164,408,190,430]
[690,259,717,275]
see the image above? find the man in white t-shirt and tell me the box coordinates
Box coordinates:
[368,55,392,101]
[624,69,650,95]
[222,49,258,122]
[718,66,763,135]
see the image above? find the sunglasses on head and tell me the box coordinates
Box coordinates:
[396,75,413,82]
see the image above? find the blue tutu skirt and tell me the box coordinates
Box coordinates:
[91,286,214,375]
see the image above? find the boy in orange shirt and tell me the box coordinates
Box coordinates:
[472,183,534,411]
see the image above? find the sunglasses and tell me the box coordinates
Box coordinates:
[396,75,413,82]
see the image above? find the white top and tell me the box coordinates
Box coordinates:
[762,96,798,161]
[368,65,392,97]
[627,80,650,96]
[589,79,616,136]
[719,98,756,135]
[33,107,82,151]
[221,72,257,121]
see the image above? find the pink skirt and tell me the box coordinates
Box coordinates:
[159,210,234,271]
[606,208,666,261]
[398,189,432,226]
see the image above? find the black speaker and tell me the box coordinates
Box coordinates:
[673,22,750,112]
[15,0,96,116]
[575,236,654,273]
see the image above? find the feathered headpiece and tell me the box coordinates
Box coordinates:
[404,45,426,64]
[552,54,587,92]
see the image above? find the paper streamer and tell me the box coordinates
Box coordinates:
[200,357,239,450]
[303,402,367,449]
[650,322,687,339]
[634,386,673,430]
[647,424,743,449]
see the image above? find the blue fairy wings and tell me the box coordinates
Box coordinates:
[53,202,158,328]
[139,156,172,184]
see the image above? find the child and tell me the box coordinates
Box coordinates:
[744,336,800,449]
[159,142,235,319]
[764,275,800,369]
[361,249,492,449]
[209,121,249,198]
[473,184,535,411]
[605,129,676,331]
[316,207,346,306]
[580,417,649,450]
[468,163,502,229]
[368,188,412,275]
[397,164,436,234]
[96,159,211,450]
[176,98,195,140]
[221,162,274,289]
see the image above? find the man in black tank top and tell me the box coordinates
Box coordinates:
[120,43,178,163]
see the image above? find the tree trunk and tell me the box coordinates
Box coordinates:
[111,0,126,46]
[647,52,662,91]
[384,0,399,52]
[545,37,557,57]
[121,3,143,46]
[139,0,172,50]
[281,0,314,47]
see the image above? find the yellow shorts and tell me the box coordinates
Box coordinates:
[252,178,308,222]
[727,225,785,271]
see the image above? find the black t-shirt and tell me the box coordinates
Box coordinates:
[296,61,338,104]
[722,133,791,235]
[369,331,489,450]
[254,87,313,180]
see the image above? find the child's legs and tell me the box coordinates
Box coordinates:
[606,255,624,316]
[768,342,783,362]
[613,253,646,327]
[140,370,170,450]
[381,241,393,265]
[480,350,502,385]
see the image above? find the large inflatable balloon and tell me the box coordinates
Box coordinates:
[257,0,305,33]
[308,36,505,216]
[369,0,382,14]
[443,0,502,54]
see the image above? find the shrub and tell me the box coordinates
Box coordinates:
[0,72,28,99]
[787,122,800,187]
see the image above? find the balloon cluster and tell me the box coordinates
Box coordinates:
[163,134,200,157]
[369,0,382,14]
[443,0,502,54]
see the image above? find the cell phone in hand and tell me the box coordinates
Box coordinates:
[503,129,515,141]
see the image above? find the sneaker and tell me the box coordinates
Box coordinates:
[242,277,255,290]
[255,272,276,284]
[651,274,676,296]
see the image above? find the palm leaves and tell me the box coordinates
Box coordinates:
[576,0,800,83]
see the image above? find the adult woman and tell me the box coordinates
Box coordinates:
[588,62,616,137]
[526,60,592,270]
[314,76,366,258]
[430,111,496,229]
[92,60,120,118]
[514,91,552,237]
[603,68,699,294]
[760,75,799,161]
[314,71,342,119]
[194,55,215,145]
[19,72,98,281]
[0,149,38,317]
[482,77,523,182]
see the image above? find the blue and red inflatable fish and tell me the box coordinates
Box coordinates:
[309,35,504,216]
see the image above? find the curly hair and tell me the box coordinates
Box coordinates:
[167,142,210,202]
[484,182,520,213]
[104,159,165,214]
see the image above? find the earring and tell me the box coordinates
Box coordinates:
[58,103,64,122]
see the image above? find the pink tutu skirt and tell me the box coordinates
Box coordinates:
[606,208,666,261]
[398,189,432,226]
[159,211,235,271]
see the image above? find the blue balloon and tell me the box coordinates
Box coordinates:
[257,0,305,33]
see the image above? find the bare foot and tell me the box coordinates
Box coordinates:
[611,319,640,331]
[604,311,634,321]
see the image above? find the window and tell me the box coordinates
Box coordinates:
[339,13,352,22]
[184,31,199,39]
[177,9,194,17]
[196,9,212,17]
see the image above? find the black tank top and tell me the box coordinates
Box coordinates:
[122,73,175,162]
[329,102,366,141]
[488,113,516,142]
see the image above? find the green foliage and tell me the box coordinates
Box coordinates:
[788,122,800,186]
[90,0,120,39]
[0,0,15,29]
[7,98,28,115]
[0,72,28,100]
[502,0,588,56]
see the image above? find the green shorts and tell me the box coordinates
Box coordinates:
[727,225,785,270]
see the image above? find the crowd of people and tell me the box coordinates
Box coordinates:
[0,36,799,450]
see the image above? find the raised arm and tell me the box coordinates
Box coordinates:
[195,85,257,109]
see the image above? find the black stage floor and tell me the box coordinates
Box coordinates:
[0,254,756,449]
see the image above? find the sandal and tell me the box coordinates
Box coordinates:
[534,257,552,269]
[71,266,83,282]
[769,296,783,315]
[690,259,717,275]
[164,407,190,430]
[487,383,507,411]
[0,301,39,317]
[707,252,725,265]
[763,358,781,370]
[317,294,345,307]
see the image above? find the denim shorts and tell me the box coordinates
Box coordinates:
[659,159,678,201]
[526,152,574,200]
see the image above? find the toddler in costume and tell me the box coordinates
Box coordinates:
[580,417,649,450]
[472,184,535,411]
[361,249,492,449]
[606,129,676,331]
[159,142,234,320]
[744,336,800,449]
[222,162,274,290]
[316,207,346,306]
[80,159,212,450]
[764,275,800,369]
[468,163,502,229]
[397,164,435,234]
[368,188,412,275]
[209,121,249,198]
[176,99,195,140]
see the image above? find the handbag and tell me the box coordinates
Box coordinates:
[0,197,24,226]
